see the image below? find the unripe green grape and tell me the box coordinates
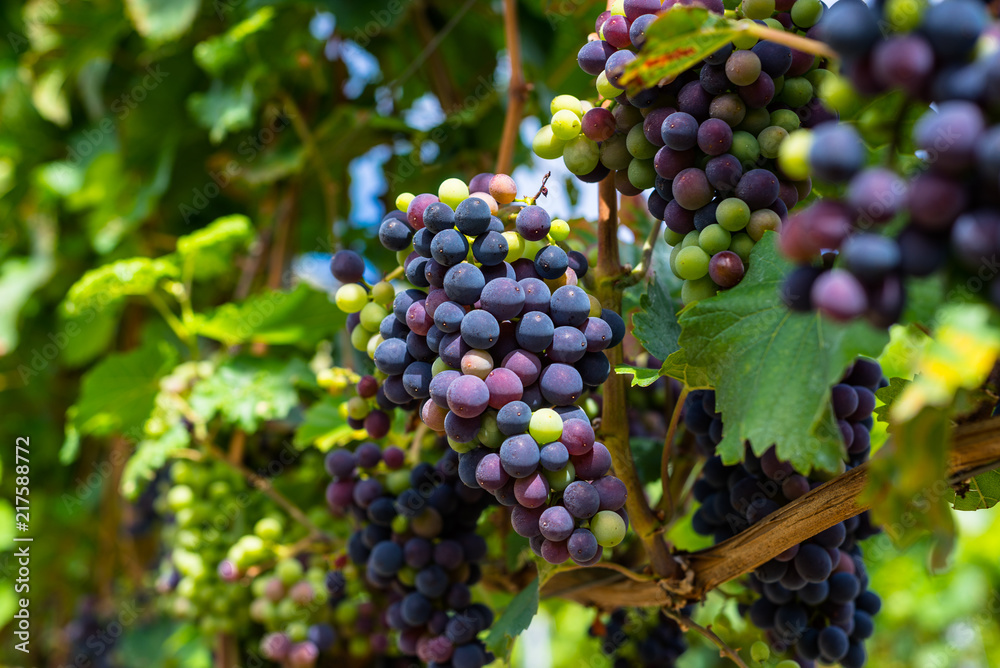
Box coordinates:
[669,244,683,276]
[397,566,417,587]
[762,17,782,30]
[478,411,503,448]
[254,518,283,542]
[758,125,788,159]
[627,158,656,190]
[674,246,711,280]
[335,283,368,313]
[167,485,195,511]
[681,276,719,304]
[769,108,800,133]
[681,230,701,249]
[729,232,755,263]
[626,124,657,160]
[240,535,266,562]
[588,295,602,317]
[552,109,583,140]
[549,218,570,241]
[583,397,600,419]
[886,0,926,31]
[371,280,395,306]
[779,77,813,107]
[366,333,382,360]
[395,192,414,211]
[716,198,751,232]
[610,0,625,15]
[348,636,370,658]
[591,510,627,547]
[804,67,831,91]
[599,133,632,170]
[391,514,409,534]
[738,107,771,136]
[276,598,298,622]
[431,356,450,375]
[790,0,823,26]
[530,408,563,444]
[776,662,800,668]
[777,129,812,181]
[207,480,230,500]
[747,209,782,241]
[533,124,568,160]
[750,640,770,663]
[544,464,575,493]
[742,0,775,20]
[664,228,686,246]
[820,75,861,115]
[335,600,359,625]
[730,131,761,166]
[503,231,525,262]
[438,177,469,209]
[387,470,412,496]
[276,558,304,586]
[349,396,371,423]
[699,225,732,255]
[349,324,370,352]
[395,249,409,267]
[359,302,388,332]
[448,437,476,453]
[596,71,619,100]
[551,94,583,118]
[732,20,759,49]
[564,136,600,175]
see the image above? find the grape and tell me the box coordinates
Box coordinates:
[661,112,699,151]
[570,441,612,479]
[698,224,731,255]
[499,434,541,478]
[567,528,599,564]
[672,168,713,210]
[331,250,366,283]
[922,0,987,61]
[577,351,612,387]
[453,197,492,237]
[708,251,745,288]
[548,326,588,363]
[709,93,747,128]
[840,234,901,283]
[654,146,696,180]
[549,286,591,326]
[529,408,564,444]
[535,246,569,280]
[809,123,864,183]
[696,119,733,156]
[484,368,523,409]
[563,481,600,519]
[444,263,486,305]
[674,246,711,281]
[460,310,500,349]
[532,125,568,159]
[472,231,509,266]
[369,541,404,577]
[716,197,751,231]
[539,442,570,472]
[810,269,868,322]
[446,375,490,419]
[515,205,551,242]
[539,363,584,406]
[582,107,616,142]
[515,312,555,353]
[407,193,440,230]
[734,169,780,209]
[846,168,906,224]
[374,339,413,376]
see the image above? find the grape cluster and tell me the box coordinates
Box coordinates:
[686,358,884,667]
[326,439,496,668]
[344,173,632,565]
[779,0,1000,324]
[534,0,834,303]
[592,607,689,668]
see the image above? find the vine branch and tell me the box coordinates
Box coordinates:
[662,608,749,668]
[496,0,528,175]
[660,386,689,519]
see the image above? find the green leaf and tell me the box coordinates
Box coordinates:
[621,8,737,92]
[176,214,254,280]
[189,357,311,432]
[121,423,191,498]
[615,364,663,388]
[660,349,712,389]
[187,80,255,144]
[125,0,201,42]
[61,257,179,316]
[632,273,681,361]
[874,377,908,424]
[294,395,366,451]
[71,340,178,442]
[0,254,55,354]
[486,577,539,660]
[952,469,1000,511]
[194,7,276,77]
[677,233,889,473]
[194,284,346,347]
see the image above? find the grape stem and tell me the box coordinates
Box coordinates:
[620,221,662,287]
[660,386,689,519]
[741,23,837,60]
[527,171,552,206]
[215,633,239,668]
[662,608,750,668]
[495,0,528,175]
[593,174,677,578]
[408,422,430,465]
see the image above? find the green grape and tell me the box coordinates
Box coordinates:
[804,67,831,91]
[599,133,633,170]
[674,246,710,280]
[886,0,926,30]
[552,109,583,140]
[448,437,476,453]
[772,75,785,97]
[564,136,600,175]
[750,640,770,663]
[167,485,195,511]
[551,94,583,117]
[664,228,686,246]
[371,280,395,306]
[254,518,283,542]
[391,514,409,534]
[503,231,526,262]
[758,125,789,160]
[207,480,230,500]
[610,0,625,15]
[747,209,782,241]
[395,249,409,267]
[732,20,759,49]
[395,192,414,211]
[730,131,761,167]
[820,75,861,115]
[729,232,755,263]
[681,276,719,304]
[742,0,775,20]
[769,108,800,133]
[549,218,570,241]
[779,77,813,107]
[359,302,388,332]
[335,600,359,625]
[681,230,701,249]
[591,510,627,547]
[335,283,369,314]
[544,464,575,493]
[350,324,370,352]
[431,356,450,375]
[716,198,751,232]
[762,17,782,30]
[669,244,683,275]
[478,412,503,449]
[790,0,823,26]
[583,397,600,419]
[777,129,813,181]
[438,177,469,209]
[626,124,657,160]
[738,107,771,136]
[276,598,299,622]
[533,124,568,160]
[699,225,732,255]
[286,621,309,642]
[627,158,656,190]
[387,470,412,496]
[240,536,266,562]
[348,636,370,658]
[530,408,563,444]
[366,333,382,359]
[776,662,801,668]
[596,71,619,100]
[275,558,304,586]
[397,566,417,587]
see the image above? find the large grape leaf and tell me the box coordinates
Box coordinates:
[485,577,539,660]
[675,233,889,473]
[952,470,1000,511]
[632,272,682,362]
[874,377,908,424]
[176,214,254,280]
[61,257,179,315]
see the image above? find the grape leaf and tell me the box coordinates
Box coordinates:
[485,576,539,660]
[874,377,908,425]
[294,395,366,451]
[194,284,346,347]
[189,356,312,432]
[71,339,178,440]
[177,214,254,280]
[187,80,256,144]
[660,349,712,389]
[632,272,682,362]
[676,233,889,473]
[952,470,1000,511]
[62,257,179,315]
[614,365,663,387]
[621,7,737,92]
[193,7,276,77]
[124,0,201,42]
